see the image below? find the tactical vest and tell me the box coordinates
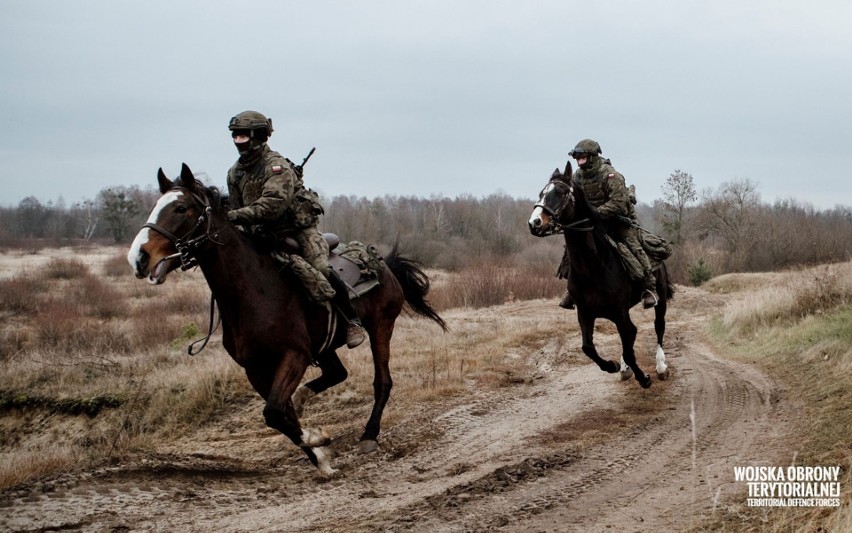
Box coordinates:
[227,145,305,234]
[573,161,635,219]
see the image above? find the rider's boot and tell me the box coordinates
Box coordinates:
[641,271,659,309]
[328,270,367,349]
[642,288,659,309]
[558,290,575,310]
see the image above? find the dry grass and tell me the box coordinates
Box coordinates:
[701,260,852,532]
[429,263,562,310]
[0,246,572,490]
[716,261,852,337]
[0,246,242,488]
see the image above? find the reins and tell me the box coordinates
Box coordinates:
[555,218,594,233]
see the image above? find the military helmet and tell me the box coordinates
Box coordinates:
[569,139,602,157]
[228,110,273,137]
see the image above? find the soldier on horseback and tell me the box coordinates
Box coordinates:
[225,110,366,348]
[558,139,659,310]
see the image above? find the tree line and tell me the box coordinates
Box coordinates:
[1,172,850,285]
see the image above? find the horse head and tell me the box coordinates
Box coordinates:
[127,163,223,284]
[528,161,576,237]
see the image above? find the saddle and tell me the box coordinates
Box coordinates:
[282,233,384,299]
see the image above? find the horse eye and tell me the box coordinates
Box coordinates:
[175,205,188,213]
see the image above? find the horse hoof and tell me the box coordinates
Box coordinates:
[638,374,652,389]
[312,446,338,477]
[357,439,379,454]
[605,360,620,374]
[657,368,670,381]
[620,368,634,381]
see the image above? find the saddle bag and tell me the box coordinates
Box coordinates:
[639,228,673,264]
[291,187,325,228]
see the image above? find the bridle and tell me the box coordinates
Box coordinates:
[141,186,225,356]
[533,179,594,235]
[142,187,225,271]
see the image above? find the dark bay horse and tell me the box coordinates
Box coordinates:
[528,162,674,388]
[127,164,446,474]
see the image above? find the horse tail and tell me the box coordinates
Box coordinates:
[385,243,448,332]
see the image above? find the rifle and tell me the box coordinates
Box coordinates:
[293,147,316,178]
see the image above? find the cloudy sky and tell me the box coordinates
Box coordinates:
[2,0,850,208]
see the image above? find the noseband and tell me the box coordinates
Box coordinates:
[534,180,593,235]
[143,188,223,271]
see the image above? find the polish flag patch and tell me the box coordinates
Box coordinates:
[272,165,283,174]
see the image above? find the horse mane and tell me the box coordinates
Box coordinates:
[172,176,226,210]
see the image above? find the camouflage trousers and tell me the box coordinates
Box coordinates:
[612,226,656,291]
[277,226,336,302]
[557,226,656,291]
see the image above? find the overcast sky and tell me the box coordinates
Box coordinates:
[2,0,850,209]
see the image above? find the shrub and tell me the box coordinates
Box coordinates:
[41,257,89,280]
[73,274,129,319]
[0,275,45,314]
[103,253,132,278]
[688,258,712,286]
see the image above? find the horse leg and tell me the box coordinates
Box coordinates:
[577,311,620,374]
[291,350,348,417]
[260,353,336,475]
[653,299,669,380]
[358,320,395,454]
[615,314,651,389]
[618,356,634,381]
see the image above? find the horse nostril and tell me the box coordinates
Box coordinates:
[533,218,541,227]
[139,251,149,271]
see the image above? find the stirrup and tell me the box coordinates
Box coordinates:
[642,289,659,309]
[346,322,366,349]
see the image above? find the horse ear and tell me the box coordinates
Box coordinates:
[564,160,573,178]
[551,167,562,179]
[180,163,198,191]
[157,168,174,193]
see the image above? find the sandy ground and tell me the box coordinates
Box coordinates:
[0,286,794,532]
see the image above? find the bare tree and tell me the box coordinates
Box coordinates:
[697,178,761,269]
[17,196,48,238]
[656,170,697,244]
[76,200,99,241]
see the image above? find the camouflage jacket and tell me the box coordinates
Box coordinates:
[226,144,305,235]
[572,159,635,220]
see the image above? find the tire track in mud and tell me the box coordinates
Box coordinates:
[389,337,788,533]
[0,290,794,532]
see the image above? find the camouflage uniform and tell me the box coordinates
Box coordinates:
[226,110,366,348]
[561,139,658,309]
[227,144,336,302]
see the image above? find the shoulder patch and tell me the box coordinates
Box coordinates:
[272,165,283,174]
[608,173,616,178]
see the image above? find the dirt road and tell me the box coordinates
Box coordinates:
[1,287,794,532]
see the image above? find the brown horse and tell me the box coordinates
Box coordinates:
[528,162,674,388]
[127,164,446,474]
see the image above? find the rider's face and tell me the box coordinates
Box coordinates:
[233,134,250,145]
[574,155,588,167]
